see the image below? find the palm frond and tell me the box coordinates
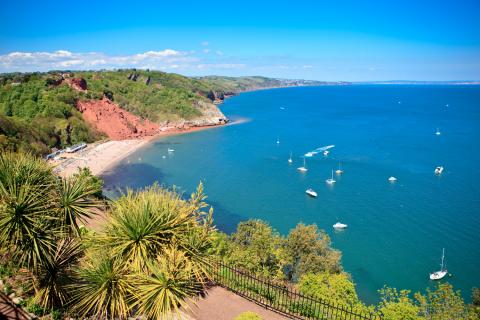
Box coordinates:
[58,176,102,235]
[70,255,133,319]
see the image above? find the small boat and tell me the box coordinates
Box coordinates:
[430,248,448,280]
[435,166,444,175]
[335,162,343,175]
[276,138,280,144]
[305,188,317,197]
[326,170,336,184]
[297,158,308,172]
[280,106,286,110]
[288,151,293,164]
[305,152,316,157]
[168,148,175,153]
[323,150,330,156]
[333,222,348,229]
[388,176,397,182]
[435,128,441,136]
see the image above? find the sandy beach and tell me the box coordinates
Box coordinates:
[54,123,230,178]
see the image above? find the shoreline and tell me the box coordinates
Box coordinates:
[54,121,237,178]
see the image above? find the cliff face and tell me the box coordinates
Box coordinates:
[166,100,228,129]
[76,98,159,140]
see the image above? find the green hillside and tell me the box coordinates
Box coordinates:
[0,70,329,156]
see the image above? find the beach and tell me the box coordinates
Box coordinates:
[54,124,228,178]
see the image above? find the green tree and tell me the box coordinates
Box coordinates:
[378,287,421,320]
[283,223,342,281]
[298,272,360,308]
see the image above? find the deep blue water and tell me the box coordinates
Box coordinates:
[102,85,480,304]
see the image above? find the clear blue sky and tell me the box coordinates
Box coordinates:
[1,0,479,80]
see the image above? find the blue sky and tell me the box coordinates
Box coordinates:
[1,0,479,80]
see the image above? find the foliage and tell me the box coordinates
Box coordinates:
[212,220,342,281]
[283,223,342,281]
[378,287,421,320]
[234,311,263,320]
[298,272,360,308]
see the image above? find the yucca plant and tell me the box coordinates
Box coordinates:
[71,254,133,319]
[34,237,84,309]
[57,176,103,236]
[0,152,58,272]
[133,246,206,319]
[99,183,213,272]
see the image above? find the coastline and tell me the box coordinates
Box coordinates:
[54,122,231,178]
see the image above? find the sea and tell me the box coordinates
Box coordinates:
[102,85,480,304]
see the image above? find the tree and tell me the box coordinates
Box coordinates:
[299,272,360,308]
[378,287,421,320]
[415,283,475,320]
[283,223,342,281]
[227,220,283,278]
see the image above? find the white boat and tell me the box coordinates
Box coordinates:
[388,176,397,182]
[304,152,316,157]
[326,170,336,184]
[168,148,175,153]
[435,128,441,136]
[333,222,348,229]
[276,138,280,144]
[305,188,317,197]
[435,166,444,175]
[430,248,448,280]
[335,162,343,175]
[297,158,308,172]
[288,151,293,164]
[323,150,330,156]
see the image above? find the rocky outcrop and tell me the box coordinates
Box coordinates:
[76,98,159,140]
[166,100,228,129]
[66,78,88,91]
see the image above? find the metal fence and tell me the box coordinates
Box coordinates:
[209,260,381,320]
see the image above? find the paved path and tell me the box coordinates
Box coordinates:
[186,286,289,320]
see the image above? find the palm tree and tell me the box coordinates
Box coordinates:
[58,176,103,236]
[0,152,58,272]
[133,246,205,319]
[71,254,133,319]
[34,237,84,309]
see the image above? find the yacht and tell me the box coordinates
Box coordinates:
[388,176,397,182]
[326,170,336,184]
[333,222,348,229]
[430,248,448,280]
[335,163,343,175]
[305,188,317,197]
[288,151,293,164]
[435,166,444,175]
[276,138,280,144]
[323,150,330,156]
[167,148,175,153]
[435,128,441,136]
[297,158,308,172]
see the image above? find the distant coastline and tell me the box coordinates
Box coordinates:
[354,80,480,85]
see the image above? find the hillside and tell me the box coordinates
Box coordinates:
[0,70,334,155]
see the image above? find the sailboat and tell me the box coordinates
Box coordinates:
[326,170,336,184]
[288,151,293,164]
[335,162,343,175]
[297,158,308,172]
[430,248,448,280]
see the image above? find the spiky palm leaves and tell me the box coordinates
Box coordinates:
[0,152,102,309]
[73,183,214,319]
[0,152,58,270]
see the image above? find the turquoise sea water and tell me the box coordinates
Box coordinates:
[102,85,480,304]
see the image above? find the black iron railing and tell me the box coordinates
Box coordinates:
[208,260,381,320]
